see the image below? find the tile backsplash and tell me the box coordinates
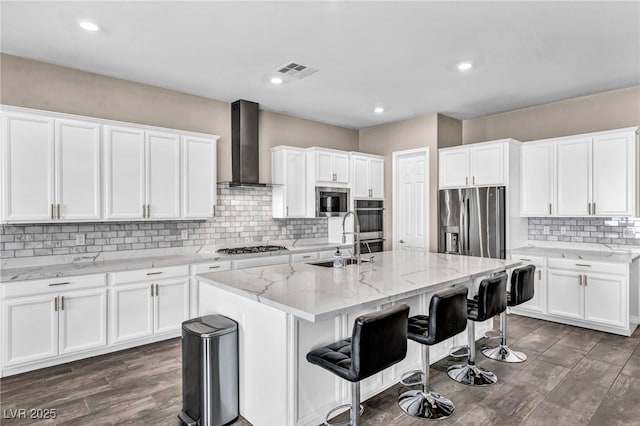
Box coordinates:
[0,185,327,259]
[528,217,640,246]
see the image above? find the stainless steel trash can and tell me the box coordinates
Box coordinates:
[179,315,239,426]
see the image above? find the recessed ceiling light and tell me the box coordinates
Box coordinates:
[374,107,385,114]
[270,77,283,85]
[457,61,473,71]
[79,21,100,32]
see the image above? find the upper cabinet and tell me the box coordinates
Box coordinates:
[1,105,219,223]
[351,153,384,199]
[438,140,517,189]
[307,148,349,186]
[1,111,101,222]
[521,127,638,217]
[271,146,307,218]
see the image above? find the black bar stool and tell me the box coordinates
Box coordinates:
[306,304,410,426]
[482,265,535,363]
[447,273,507,386]
[398,286,468,420]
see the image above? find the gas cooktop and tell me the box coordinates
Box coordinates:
[216,245,288,255]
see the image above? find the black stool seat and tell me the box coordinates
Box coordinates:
[307,339,354,381]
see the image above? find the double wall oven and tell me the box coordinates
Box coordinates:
[354,199,384,253]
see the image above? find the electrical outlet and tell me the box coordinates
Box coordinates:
[181,230,188,240]
[312,226,317,233]
[281,226,287,236]
[75,234,85,245]
[560,226,567,235]
[543,226,550,235]
[623,227,635,237]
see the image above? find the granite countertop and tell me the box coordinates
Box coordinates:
[197,250,521,322]
[0,241,352,283]
[509,246,640,264]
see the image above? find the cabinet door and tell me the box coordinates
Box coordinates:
[146,131,180,219]
[352,156,370,198]
[285,149,306,217]
[182,135,216,218]
[103,125,146,219]
[2,112,54,221]
[584,273,627,328]
[547,269,583,320]
[438,149,469,188]
[58,288,107,355]
[557,137,591,216]
[520,142,554,216]
[592,131,636,216]
[2,295,58,366]
[154,279,189,335]
[518,267,546,314]
[333,153,350,183]
[470,144,505,186]
[369,157,384,199]
[316,151,334,182]
[55,119,101,220]
[110,283,154,343]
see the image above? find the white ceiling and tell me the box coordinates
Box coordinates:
[1,1,639,129]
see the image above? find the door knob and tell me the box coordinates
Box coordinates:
[399,239,405,244]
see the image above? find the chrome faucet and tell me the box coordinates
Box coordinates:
[342,210,361,265]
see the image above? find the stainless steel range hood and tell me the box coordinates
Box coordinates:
[230,99,266,187]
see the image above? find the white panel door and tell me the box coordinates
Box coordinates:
[333,153,350,183]
[103,125,145,219]
[395,149,428,249]
[583,273,626,328]
[352,156,370,198]
[2,112,54,221]
[517,267,546,314]
[592,132,635,216]
[146,131,180,219]
[285,149,306,217]
[55,119,102,220]
[182,135,216,218]
[547,269,583,320]
[110,283,154,343]
[520,142,554,216]
[154,278,189,335]
[557,137,591,216]
[470,144,505,186]
[2,295,58,366]
[316,151,334,182]
[58,288,107,355]
[438,149,469,188]
[370,157,384,199]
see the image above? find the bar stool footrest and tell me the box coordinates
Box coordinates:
[448,345,470,358]
[324,403,365,426]
[399,370,424,387]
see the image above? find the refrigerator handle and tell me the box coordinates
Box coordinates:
[458,197,464,255]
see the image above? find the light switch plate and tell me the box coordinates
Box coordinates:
[543,226,550,235]
[181,230,188,240]
[75,234,85,245]
[623,227,635,237]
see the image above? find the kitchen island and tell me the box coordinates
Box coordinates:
[197,250,521,426]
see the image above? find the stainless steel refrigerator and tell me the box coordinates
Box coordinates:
[438,186,506,259]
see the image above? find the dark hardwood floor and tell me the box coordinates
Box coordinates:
[2,315,640,425]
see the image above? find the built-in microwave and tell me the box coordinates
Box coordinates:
[316,187,350,217]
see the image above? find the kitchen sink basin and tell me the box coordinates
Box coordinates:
[309,258,364,268]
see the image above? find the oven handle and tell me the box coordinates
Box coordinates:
[355,207,385,211]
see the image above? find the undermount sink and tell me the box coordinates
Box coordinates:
[309,258,362,268]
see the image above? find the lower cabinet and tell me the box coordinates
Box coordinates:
[509,254,546,314]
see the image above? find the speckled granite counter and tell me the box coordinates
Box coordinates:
[509,246,640,264]
[197,250,521,322]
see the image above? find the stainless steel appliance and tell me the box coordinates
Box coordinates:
[216,245,288,255]
[355,199,384,253]
[438,186,505,259]
[316,187,350,217]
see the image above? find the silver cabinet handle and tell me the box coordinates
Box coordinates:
[51,204,55,220]
[578,275,583,286]
[143,204,146,218]
[60,296,65,311]
[538,270,541,280]
[54,296,58,312]
[147,204,150,217]
[146,271,163,276]
[575,263,591,267]
[588,203,591,215]
[155,283,159,296]
[57,204,61,219]
[399,239,405,244]
[465,176,468,185]
[519,258,532,262]
[592,203,596,215]
[286,206,289,216]
[150,284,154,297]
[549,204,552,215]
[48,282,70,287]
[209,265,221,269]
[213,205,216,217]
[302,255,312,259]
[584,274,588,286]
[473,176,476,185]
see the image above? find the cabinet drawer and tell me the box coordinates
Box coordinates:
[232,255,290,269]
[2,274,106,299]
[547,258,626,275]
[291,252,319,263]
[318,250,336,260]
[190,261,232,275]
[509,254,546,267]
[110,265,189,285]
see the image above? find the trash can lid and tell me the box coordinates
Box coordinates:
[182,315,237,337]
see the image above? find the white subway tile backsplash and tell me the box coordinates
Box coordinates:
[528,217,640,247]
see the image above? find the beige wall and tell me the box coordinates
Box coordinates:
[463,86,640,144]
[0,54,357,183]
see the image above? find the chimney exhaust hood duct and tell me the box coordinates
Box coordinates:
[230,99,265,187]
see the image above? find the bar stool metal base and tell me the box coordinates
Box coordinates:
[447,363,497,386]
[398,389,455,420]
[482,344,527,363]
[324,403,364,426]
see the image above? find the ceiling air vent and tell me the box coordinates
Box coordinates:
[276,62,318,79]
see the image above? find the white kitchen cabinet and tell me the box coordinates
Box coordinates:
[154,278,190,335]
[351,153,384,199]
[182,135,217,218]
[520,141,555,216]
[1,112,101,222]
[146,131,180,219]
[438,140,515,189]
[556,136,592,216]
[547,269,583,320]
[509,254,546,314]
[583,272,626,328]
[308,148,350,185]
[58,288,107,355]
[272,146,307,218]
[110,282,154,344]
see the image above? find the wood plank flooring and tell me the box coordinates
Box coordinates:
[1,315,639,425]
